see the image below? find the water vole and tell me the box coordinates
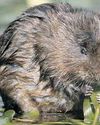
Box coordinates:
[0,3,100,119]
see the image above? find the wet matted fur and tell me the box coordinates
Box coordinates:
[0,3,100,119]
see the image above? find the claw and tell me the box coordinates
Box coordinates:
[84,85,93,97]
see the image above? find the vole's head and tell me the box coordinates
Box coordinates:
[34,7,100,88]
[64,11,100,86]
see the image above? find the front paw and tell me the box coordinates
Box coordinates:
[83,85,93,97]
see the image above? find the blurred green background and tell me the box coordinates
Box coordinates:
[0,0,100,33]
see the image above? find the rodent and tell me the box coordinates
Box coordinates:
[0,2,100,120]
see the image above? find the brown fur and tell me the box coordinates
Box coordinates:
[0,3,100,119]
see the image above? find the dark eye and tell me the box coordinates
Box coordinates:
[81,47,87,55]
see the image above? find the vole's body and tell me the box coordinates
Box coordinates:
[0,3,100,119]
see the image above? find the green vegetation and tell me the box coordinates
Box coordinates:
[0,90,100,125]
